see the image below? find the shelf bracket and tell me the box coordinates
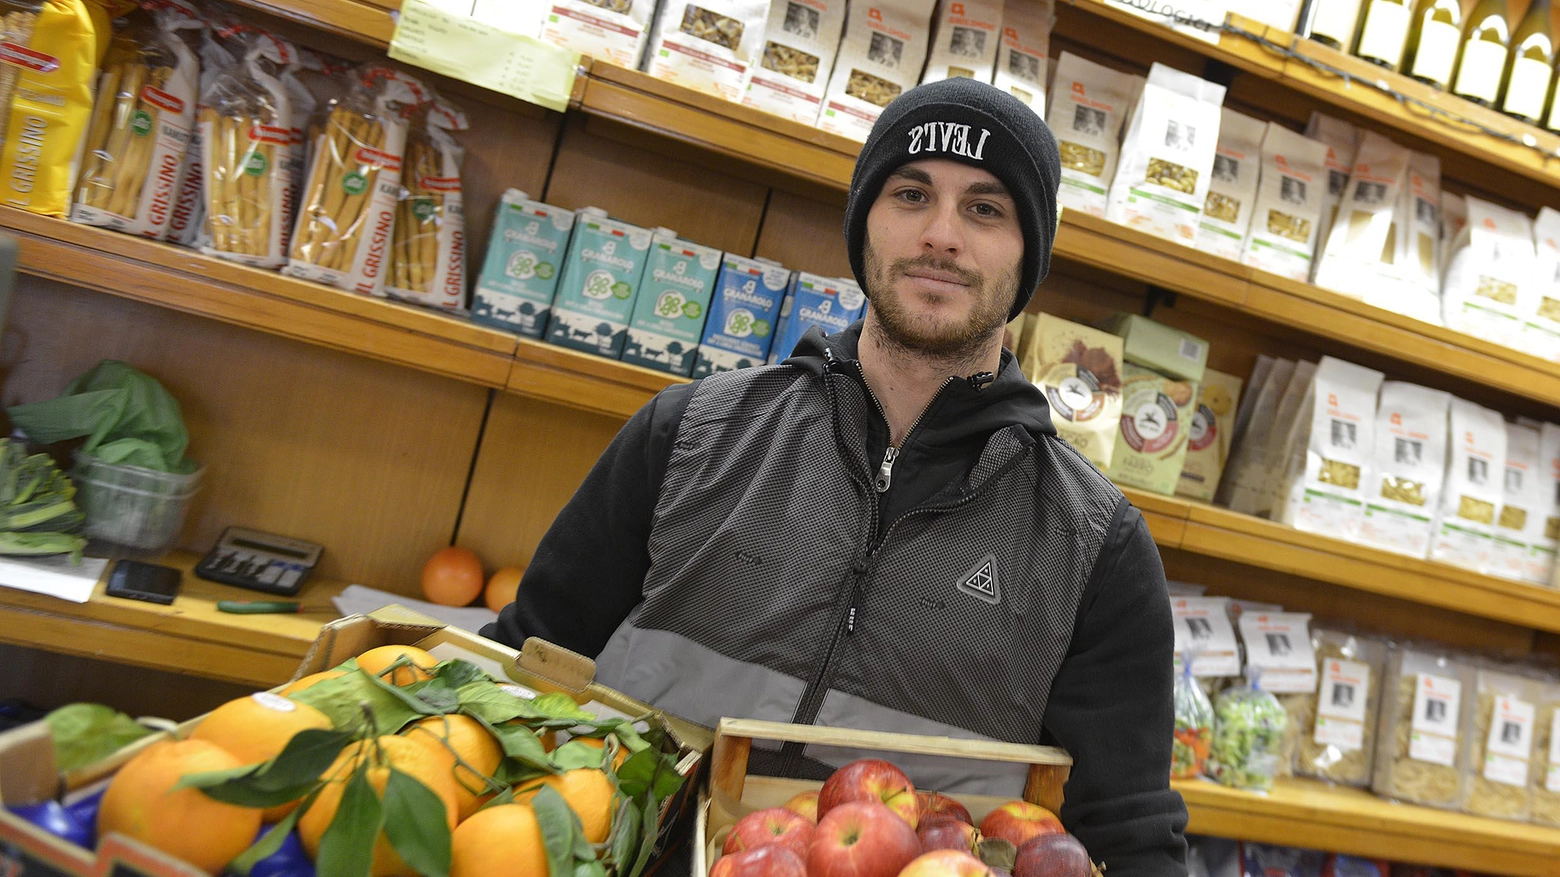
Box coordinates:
[1144,285,1178,318]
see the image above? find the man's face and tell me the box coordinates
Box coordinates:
[862,158,1024,358]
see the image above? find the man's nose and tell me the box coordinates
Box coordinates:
[919,199,964,256]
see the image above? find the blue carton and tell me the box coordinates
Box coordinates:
[546,209,670,358]
[766,274,866,364]
[621,237,723,375]
[470,190,576,338]
[693,255,792,376]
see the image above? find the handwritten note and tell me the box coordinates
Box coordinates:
[390,0,579,113]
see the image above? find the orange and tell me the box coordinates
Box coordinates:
[188,691,334,821]
[279,670,346,695]
[404,714,505,821]
[514,767,616,843]
[451,803,548,877]
[484,566,523,613]
[422,546,485,606]
[298,735,459,877]
[355,644,439,686]
[98,738,263,875]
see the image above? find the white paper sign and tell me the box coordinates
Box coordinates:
[1548,710,1560,792]
[1315,658,1371,752]
[1171,596,1240,677]
[0,554,109,604]
[1483,695,1535,787]
[1409,672,1462,766]
[1238,612,1317,693]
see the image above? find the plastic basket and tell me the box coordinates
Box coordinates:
[72,455,204,552]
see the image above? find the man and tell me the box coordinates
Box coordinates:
[485,77,1187,876]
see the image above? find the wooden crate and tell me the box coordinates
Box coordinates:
[695,717,1073,876]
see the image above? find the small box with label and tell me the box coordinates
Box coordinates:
[694,254,792,376]
[766,273,866,364]
[621,237,723,375]
[471,190,577,338]
[1103,312,1208,383]
[547,209,671,359]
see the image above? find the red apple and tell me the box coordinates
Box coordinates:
[807,800,922,877]
[917,818,980,854]
[978,801,1063,848]
[899,849,998,877]
[916,790,973,826]
[711,844,808,877]
[1012,834,1095,877]
[818,759,918,828]
[722,807,814,859]
[783,789,819,823]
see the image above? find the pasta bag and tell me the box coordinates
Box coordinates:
[1104,62,1225,247]
[1522,207,1560,362]
[72,0,201,239]
[1458,668,1542,822]
[197,29,296,268]
[386,98,468,311]
[1359,382,1450,559]
[0,0,101,217]
[1532,680,1560,827]
[286,66,427,297]
[1441,197,1538,351]
[1295,629,1387,788]
[1280,356,1384,542]
[167,12,238,249]
[1312,130,1410,300]
[1489,422,1545,584]
[1429,398,1507,573]
[1371,646,1473,809]
[1194,108,1264,261]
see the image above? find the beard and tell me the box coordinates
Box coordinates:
[863,237,1019,361]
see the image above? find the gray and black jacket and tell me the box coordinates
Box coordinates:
[485,321,1188,877]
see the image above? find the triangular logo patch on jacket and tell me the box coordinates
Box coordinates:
[958,554,1000,604]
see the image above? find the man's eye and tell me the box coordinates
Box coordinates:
[971,202,1003,218]
[896,188,927,203]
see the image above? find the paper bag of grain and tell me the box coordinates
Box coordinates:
[1253,359,1318,519]
[815,0,938,141]
[1530,423,1560,585]
[1107,363,1199,495]
[1521,208,1560,361]
[644,0,773,102]
[921,0,999,84]
[1219,357,1296,512]
[1047,52,1141,218]
[1177,367,1243,503]
[989,0,1050,113]
[1281,356,1385,542]
[1368,151,1441,326]
[1313,131,1410,300]
[742,0,846,124]
[1429,398,1508,573]
[1490,422,1546,584]
[1195,109,1265,261]
[1442,197,1539,351]
[1303,112,1360,273]
[1360,382,1450,559]
[541,0,658,68]
[1238,123,1330,283]
[1441,192,1468,270]
[1105,63,1226,247]
[1029,314,1124,469]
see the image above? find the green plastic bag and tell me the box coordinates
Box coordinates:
[6,360,193,473]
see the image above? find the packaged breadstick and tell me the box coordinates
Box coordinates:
[0,0,102,217]
[198,30,297,268]
[167,14,238,249]
[386,98,467,311]
[286,67,426,297]
[72,0,201,239]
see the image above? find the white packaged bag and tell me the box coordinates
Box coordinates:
[742,0,846,124]
[816,0,938,141]
[1442,197,1539,351]
[1105,63,1226,247]
[645,0,773,102]
[1303,112,1360,274]
[1257,359,1319,519]
[1313,130,1410,299]
[1367,151,1442,326]
[1430,398,1508,573]
[921,0,1000,84]
[1282,357,1385,542]
[1238,123,1329,283]
[541,0,659,68]
[1491,423,1547,583]
[1195,108,1265,261]
[1047,52,1141,219]
[989,0,1051,113]
[1521,207,1560,361]
[1361,382,1451,559]
[1220,357,1296,514]
[1530,423,1560,585]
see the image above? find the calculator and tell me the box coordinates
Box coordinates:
[195,527,324,597]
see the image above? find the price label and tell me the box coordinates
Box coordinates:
[1409,672,1461,766]
[390,0,579,112]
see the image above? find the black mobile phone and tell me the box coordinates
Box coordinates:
[105,560,182,605]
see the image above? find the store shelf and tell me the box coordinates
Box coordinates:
[233,0,396,48]
[0,209,520,389]
[1175,777,1560,876]
[0,551,342,688]
[509,336,687,419]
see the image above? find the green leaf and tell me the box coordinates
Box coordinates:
[552,740,607,771]
[490,722,560,772]
[43,704,155,772]
[227,795,312,876]
[384,767,453,877]
[574,859,608,877]
[615,748,684,801]
[178,728,354,807]
[361,667,450,717]
[606,797,641,871]
[628,795,664,877]
[315,767,383,877]
[289,669,425,733]
[458,683,597,727]
[496,758,552,786]
[434,660,490,689]
[414,683,461,714]
[532,693,595,722]
[532,785,581,877]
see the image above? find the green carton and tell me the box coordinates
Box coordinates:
[1103,313,1209,383]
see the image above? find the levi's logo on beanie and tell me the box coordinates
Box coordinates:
[906,122,992,161]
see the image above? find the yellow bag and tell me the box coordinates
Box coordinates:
[0,0,99,216]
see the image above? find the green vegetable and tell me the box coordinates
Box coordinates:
[0,440,85,560]
[1206,681,1289,792]
[1172,663,1214,779]
[43,703,155,772]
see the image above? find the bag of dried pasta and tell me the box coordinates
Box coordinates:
[197,29,297,268]
[1293,629,1387,788]
[286,66,426,298]
[166,11,238,249]
[0,0,101,216]
[72,0,201,239]
[1532,681,1560,827]
[1457,668,1542,822]
[386,97,465,310]
[1371,646,1474,809]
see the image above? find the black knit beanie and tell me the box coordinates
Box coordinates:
[844,77,1062,320]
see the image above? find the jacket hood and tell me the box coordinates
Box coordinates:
[782,321,1056,447]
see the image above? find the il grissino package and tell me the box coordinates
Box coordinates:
[1105,63,1226,247]
[1521,207,1560,360]
[1047,52,1141,218]
[741,0,845,124]
[1313,131,1410,300]
[471,190,576,337]
[1027,313,1124,469]
[1107,363,1200,496]
[168,19,241,249]
[815,0,937,141]
[989,0,1050,112]
[386,99,468,311]
[1238,123,1331,282]
[542,0,658,68]
[644,0,771,103]
[1490,422,1547,584]
[1360,382,1450,559]
[1281,356,1385,543]
[1195,108,1265,261]
[547,210,668,358]
[1177,367,1243,503]
[0,0,100,217]
[1442,197,1539,351]
[1430,398,1508,573]
[621,236,723,375]
[767,273,866,365]
[920,0,999,84]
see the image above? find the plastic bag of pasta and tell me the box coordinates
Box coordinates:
[1173,654,1215,779]
[72,0,201,239]
[385,97,466,310]
[166,11,238,249]
[1206,672,1289,792]
[1293,629,1388,787]
[0,0,101,216]
[1371,646,1474,809]
[1458,668,1543,821]
[1532,681,1560,827]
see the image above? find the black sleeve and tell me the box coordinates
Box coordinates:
[480,382,697,656]
[1042,501,1189,877]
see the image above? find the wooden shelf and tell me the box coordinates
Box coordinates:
[1175,777,1560,876]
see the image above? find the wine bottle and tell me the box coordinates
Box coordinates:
[1452,0,1512,107]
[1499,0,1555,123]
[1355,0,1414,70]
[1300,0,1365,50]
[1401,0,1464,89]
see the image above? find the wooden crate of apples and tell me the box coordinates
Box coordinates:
[698,719,1095,877]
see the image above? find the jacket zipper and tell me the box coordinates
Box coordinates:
[868,376,955,494]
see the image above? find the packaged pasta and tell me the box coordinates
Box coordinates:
[1440,191,1468,271]
[1172,596,1241,680]
[1372,647,1474,809]
[1368,151,1441,326]
[1238,123,1330,283]
[1219,357,1295,514]
[0,0,101,216]
[1531,423,1560,585]
[1279,356,1385,542]
[1442,197,1539,351]
[1173,656,1215,779]
[286,67,427,297]
[386,99,467,311]
[167,15,238,249]
[1195,109,1264,261]
[1177,367,1242,503]
[1457,668,1542,821]
[741,0,845,125]
[1522,207,1560,361]
[1429,399,1507,573]
[1303,112,1360,276]
[540,0,657,68]
[1106,363,1199,496]
[1227,355,1273,460]
[1255,359,1318,519]
[1360,382,1450,559]
[921,0,999,84]
[1105,63,1226,247]
[1206,674,1289,792]
[1295,629,1388,788]
[1046,53,1141,218]
[1313,131,1410,300]
[1490,423,1544,584]
[1027,313,1124,469]
[815,0,937,141]
[1533,683,1560,826]
[988,0,1050,113]
[644,0,770,102]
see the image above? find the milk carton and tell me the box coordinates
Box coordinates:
[546,209,668,358]
[471,191,577,338]
[621,237,723,375]
[694,255,792,376]
[767,273,866,364]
